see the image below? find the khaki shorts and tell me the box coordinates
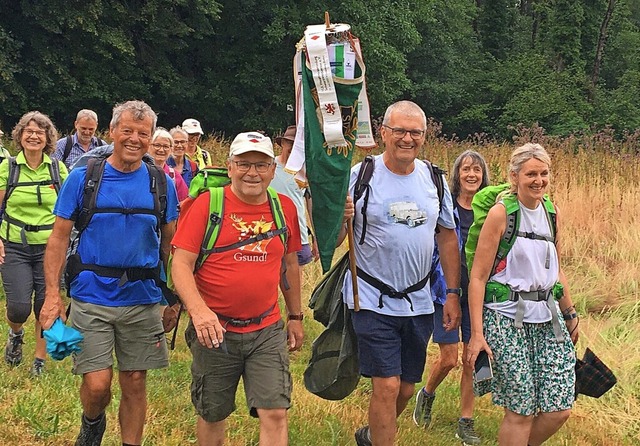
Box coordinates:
[186,319,291,422]
[71,300,169,375]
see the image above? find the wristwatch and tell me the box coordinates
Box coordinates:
[287,313,304,321]
[446,288,462,296]
[562,312,578,321]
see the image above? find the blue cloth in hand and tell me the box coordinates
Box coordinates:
[43,318,84,360]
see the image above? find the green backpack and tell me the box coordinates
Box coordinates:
[167,167,288,290]
[464,183,557,275]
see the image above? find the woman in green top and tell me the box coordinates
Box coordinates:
[0,111,68,376]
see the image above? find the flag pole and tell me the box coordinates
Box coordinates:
[346,219,360,311]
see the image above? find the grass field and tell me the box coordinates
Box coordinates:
[0,132,638,445]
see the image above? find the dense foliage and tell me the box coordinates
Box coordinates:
[0,0,639,139]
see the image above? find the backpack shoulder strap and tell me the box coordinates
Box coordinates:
[197,187,225,270]
[423,160,446,212]
[353,155,375,245]
[48,159,62,194]
[492,193,520,273]
[542,196,557,243]
[145,162,168,226]
[74,157,106,233]
[201,148,210,166]
[266,187,288,249]
[62,135,73,163]
[2,157,20,209]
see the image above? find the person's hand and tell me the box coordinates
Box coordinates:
[0,238,5,265]
[311,237,320,262]
[39,289,67,330]
[189,306,226,349]
[442,295,462,331]
[343,195,355,222]
[286,320,304,351]
[162,303,181,333]
[465,335,493,367]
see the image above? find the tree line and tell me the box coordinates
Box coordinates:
[1,0,638,140]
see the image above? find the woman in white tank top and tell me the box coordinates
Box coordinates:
[466,143,579,446]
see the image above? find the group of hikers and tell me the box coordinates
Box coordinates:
[0,99,579,446]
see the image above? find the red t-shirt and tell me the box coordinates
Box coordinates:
[172,186,301,333]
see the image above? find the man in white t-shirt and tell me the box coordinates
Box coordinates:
[338,100,462,446]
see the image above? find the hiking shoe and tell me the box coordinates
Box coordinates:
[456,418,481,445]
[75,412,106,446]
[5,329,24,366]
[354,425,372,446]
[412,388,436,428]
[30,358,45,377]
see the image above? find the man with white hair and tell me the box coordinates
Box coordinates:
[53,109,107,169]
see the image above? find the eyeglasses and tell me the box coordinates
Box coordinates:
[24,129,46,137]
[173,140,187,146]
[382,125,425,139]
[152,143,171,151]
[187,134,200,141]
[232,160,273,173]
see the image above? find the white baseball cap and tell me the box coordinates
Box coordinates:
[182,118,203,135]
[229,132,275,158]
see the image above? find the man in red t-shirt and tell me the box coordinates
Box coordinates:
[171,131,304,446]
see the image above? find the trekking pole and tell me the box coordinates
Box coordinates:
[169,302,184,350]
[346,219,360,311]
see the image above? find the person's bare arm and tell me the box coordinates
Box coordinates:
[335,195,354,247]
[554,205,579,344]
[160,220,176,271]
[465,204,506,366]
[281,251,304,351]
[436,226,461,331]
[40,217,74,329]
[171,247,225,348]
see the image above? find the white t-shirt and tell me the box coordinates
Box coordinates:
[486,200,559,323]
[342,154,456,316]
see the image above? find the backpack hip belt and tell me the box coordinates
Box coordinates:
[65,253,161,288]
[356,267,430,312]
[485,281,566,342]
[216,303,276,328]
[2,214,54,245]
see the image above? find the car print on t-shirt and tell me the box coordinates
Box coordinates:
[387,201,427,228]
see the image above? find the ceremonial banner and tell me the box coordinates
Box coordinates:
[286,36,375,189]
[301,33,365,272]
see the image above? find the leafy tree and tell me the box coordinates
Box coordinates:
[0,0,220,132]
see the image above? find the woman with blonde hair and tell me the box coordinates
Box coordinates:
[0,111,68,376]
[466,143,578,446]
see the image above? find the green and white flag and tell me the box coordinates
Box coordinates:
[302,26,365,272]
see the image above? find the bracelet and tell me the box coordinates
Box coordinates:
[561,305,575,316]
[287,313,304,321]
[562,312,578,321]
[569,316,580,335]
[446,288,462,296]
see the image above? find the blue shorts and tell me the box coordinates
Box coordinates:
[351,310,433,383]
[432,297,471,344]
[297,244,313,266]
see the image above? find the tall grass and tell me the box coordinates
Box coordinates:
[0,130,637,444]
